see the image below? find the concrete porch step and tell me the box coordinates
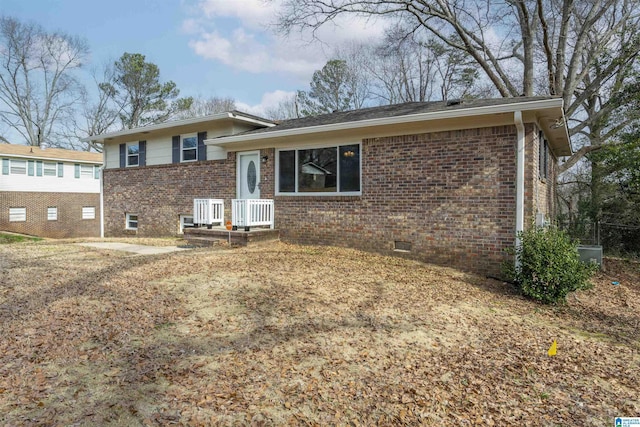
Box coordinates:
[184,226,279,247]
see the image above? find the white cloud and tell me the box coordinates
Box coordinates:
[181,18,202,35]
[236,89,296,116]
[183,0,387,78]
[198,0,276,30]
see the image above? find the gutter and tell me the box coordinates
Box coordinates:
[82,112,275,143]
[514,111,525,270]
[206,98,564,146]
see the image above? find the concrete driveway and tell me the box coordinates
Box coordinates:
[76,242,191,255]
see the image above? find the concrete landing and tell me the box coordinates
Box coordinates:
[76,242,191,255]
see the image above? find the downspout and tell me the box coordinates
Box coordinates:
[99,149,105,238]
[99,166,104,238]
[514,111,525,269]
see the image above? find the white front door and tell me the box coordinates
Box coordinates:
[237,151,260,199]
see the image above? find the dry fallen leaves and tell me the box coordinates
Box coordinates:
[0,240,638,426]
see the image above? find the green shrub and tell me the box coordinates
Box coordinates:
[503,226,597,304]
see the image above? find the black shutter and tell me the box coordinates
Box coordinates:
[139,140,146,166]
[172,135,180,163]
[197,131,207,161]
[119,143,126,168]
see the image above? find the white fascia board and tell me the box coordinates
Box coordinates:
[82,112,275,143]
[206,98,565,146]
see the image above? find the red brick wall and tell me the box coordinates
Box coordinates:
[103,153,236,236]
[274,126,519,276]
[0,191,100,238]
[103,149,275,236]
[103,126,556,277]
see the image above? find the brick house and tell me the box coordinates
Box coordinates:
[88,97,571,276]
[0,144,102,238]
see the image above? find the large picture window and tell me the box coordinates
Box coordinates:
[277,144,361,195]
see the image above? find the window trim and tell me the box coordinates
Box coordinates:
[275,143,362,196]
[181,133,198,163]
[126,142,140,167]
[126,213,138,230]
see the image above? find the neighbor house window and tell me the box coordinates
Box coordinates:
[126,213,138,230]
[127,142,139,166]
[539,131,549,180]
[47,207,58,221]
[182,134,197,162]
[81,165,94,178]
[179,215,194,233]
[277,144,361,195]
[82,206,95,219]
[9,207,26,222]
[10,160,27,175]
[43,162,57,177]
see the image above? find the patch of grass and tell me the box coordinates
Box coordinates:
[0,232,41,244]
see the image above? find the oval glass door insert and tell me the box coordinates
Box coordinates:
[247,160,257,194]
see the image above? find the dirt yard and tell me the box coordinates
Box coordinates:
[0,239,638,426]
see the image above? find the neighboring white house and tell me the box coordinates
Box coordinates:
[0,144,102,238]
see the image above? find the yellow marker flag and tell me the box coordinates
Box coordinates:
[548,339,557,356]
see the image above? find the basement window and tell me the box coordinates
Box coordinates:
[9,207,26,222]
[126,213,138,230]
[82,206,95,220]
[394,241,412,252]
[179,215,194,234]
[47,207,58,221]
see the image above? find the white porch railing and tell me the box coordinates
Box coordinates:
[193,198,224,227]
[232,199,275,230]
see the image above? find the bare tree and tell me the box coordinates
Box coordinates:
[298,59,371,115]
[274,0,640,170]
[0,16,89,146]
[172,95,236,120]
[263,92,301,120]
[366,28,481,103]
[333,43,374,108]
[56,61,119,152]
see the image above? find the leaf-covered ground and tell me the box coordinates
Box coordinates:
[0,240,638,426]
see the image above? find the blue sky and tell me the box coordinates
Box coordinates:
[2,0,386,116]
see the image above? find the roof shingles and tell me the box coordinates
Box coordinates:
[234,97,559,137]
[0,145,102,163]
